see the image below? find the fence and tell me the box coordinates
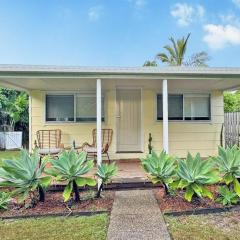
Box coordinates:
[224,112,240,147]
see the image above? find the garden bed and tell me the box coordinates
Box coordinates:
[0,190,115,219]
[153,186,240,215]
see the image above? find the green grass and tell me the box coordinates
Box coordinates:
[165,212,240,240]
[0,214,108,240]
[0,150,20,165]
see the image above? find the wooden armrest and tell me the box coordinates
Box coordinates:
[81,142,93,148]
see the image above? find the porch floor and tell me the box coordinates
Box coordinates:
[88,160,149,183]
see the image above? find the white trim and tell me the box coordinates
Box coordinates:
[96,79,102,190]
[28,95,32,151]
[162,79,169,153]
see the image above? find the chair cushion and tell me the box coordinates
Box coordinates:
[39,148,62,155]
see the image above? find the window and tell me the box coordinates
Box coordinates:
[46,95,74,122]
[157,93,211,121]
[76,94,104,122]
[45,93,104,122]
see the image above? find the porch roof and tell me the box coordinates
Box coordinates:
[0,64,240,91]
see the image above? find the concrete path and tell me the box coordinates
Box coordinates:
[107,189,171,240]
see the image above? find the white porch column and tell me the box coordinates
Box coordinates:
[96,79,102,189]
[162,79,169,153]
[28,95,32,152]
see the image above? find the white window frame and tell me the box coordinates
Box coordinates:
[44,91,105,124]
[155,92,212,123]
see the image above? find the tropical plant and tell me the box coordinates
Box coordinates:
[177,153,219,202]
[48,150,96,202]
[214,146,240,197]
[0,191,11,210]
[143,60,158,67]
[141,150,177,195]
[95,163,118,198]
[0,149,51,206]
[216,186,239,206]
[156,33,210,66]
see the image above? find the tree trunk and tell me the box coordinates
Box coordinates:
[162,182,169,195]
[38,185,45,202]
[72,180,80,202]
[96,183,103,198]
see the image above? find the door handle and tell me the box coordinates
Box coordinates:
[116,116,121,118]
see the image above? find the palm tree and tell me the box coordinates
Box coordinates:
[156,33,210,67]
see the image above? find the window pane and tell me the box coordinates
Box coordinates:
[76,94,104,122]
[157,94,183,120]
[46,95,74,122]
[184,94,210,120]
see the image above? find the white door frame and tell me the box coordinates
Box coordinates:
[115,86,144,153]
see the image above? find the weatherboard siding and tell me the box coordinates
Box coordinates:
[30,89,223,159]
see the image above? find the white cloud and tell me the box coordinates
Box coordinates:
[128,0,147,8]
[232,0,240,8]
[88,6,103,21]
[203,24,240,49]
[171,3,205,27]
[220,13,240,26]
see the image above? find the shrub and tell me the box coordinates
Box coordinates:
[216,186,239,206]
[0,192,11,210]
[0,149,51,206]
[95,163,118,198]
[48,150,96,202]
[214,146,240,196]
[141,150,177,195]
[177,153,219,202]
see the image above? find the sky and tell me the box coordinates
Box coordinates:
[0,0,240,67]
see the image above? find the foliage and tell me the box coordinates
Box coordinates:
[141,150,177,195]
[0,88,28,131]
[214,145,240,196]
[95,163,118,198]
[224,91,240,112]
[48,150,96,202]
[143,60,158,67]
[216,186,239,206]
[0,191,11,210]
[0,149,51,206]
[155,33,210,66]
[176,153,219,202]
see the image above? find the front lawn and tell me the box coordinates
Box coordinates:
[165,211,240,240]
[0,214,108,240]
[0,150,20,165]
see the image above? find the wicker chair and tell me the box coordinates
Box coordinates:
[82,129,113,163]
[34,129,64,157]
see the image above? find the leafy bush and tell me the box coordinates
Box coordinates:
[48,150,96,202]
[141,150,177,195]
[0,149,51,206]
[216,186,239,206]
[0,192,11,210]
[214,146,240,196]
[177,153,219,202]
[95,163,118,198]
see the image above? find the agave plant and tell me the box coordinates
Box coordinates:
[141,150,177,195]
[95,163,118,198]
[214,146,240,196]
[48,150,96,202]
[0,149,51,205]
[177,153,219,202]
[216,186,239,206]
[0,191,11,210]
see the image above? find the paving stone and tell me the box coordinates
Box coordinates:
[107,189,171,240]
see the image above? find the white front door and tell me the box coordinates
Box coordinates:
[116,89,142,152]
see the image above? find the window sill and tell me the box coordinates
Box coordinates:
[155,120,213,124]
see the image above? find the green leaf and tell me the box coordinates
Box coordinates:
[184,187,194,202]
[224,174,234,185]
[85,178,96,186]
[202,187,213,199]
[233,178,240,197]
[39,176,51,187]
[63,182,73,202]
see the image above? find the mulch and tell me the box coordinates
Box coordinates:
[154,186,224,213]
[0,190,115,218]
